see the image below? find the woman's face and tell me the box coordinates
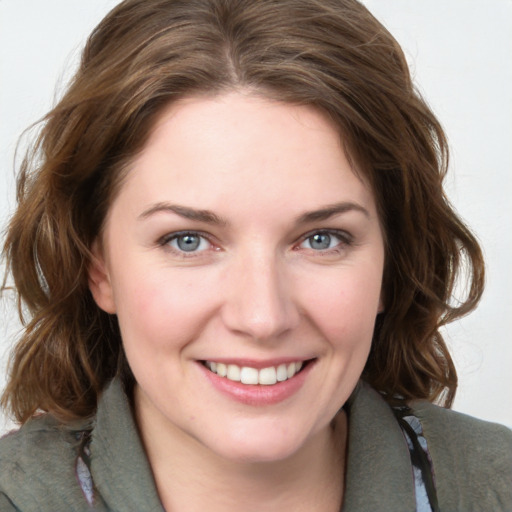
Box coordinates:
[89,92,385,463]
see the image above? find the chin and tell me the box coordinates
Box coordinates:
[201,422,313,464]
[215,441,300,465]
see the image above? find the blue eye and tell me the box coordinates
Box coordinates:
[300,231,349,251]
[166,232,211,253]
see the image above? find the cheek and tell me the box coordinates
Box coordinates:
[111,265,220,351]
[299,265,383,347]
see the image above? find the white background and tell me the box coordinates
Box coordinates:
[1,1,511,434]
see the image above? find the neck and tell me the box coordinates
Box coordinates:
[135,392,347,511]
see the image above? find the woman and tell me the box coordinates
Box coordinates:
[1,0,510,510]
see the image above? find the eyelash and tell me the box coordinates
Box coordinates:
[158,229,354,258]
[297,229,354,254]
[158,231,215,257]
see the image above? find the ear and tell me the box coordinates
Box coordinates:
[88,240,117,314]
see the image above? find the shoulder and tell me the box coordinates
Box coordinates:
[411,401,512,510]
[0,414,93,510]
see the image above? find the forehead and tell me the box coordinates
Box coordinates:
[109,92,377,223]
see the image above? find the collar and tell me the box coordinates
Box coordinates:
[90,380,164,511]
[342,381,415,511]
[89,379,415,511]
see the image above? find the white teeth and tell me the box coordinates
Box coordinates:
[204,360,306,385]
[227,364,241,382]
[217,363,227,377]
[259,367,277,385]
[240,367,259,385]
[276,364,288,382]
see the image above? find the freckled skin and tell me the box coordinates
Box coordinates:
[89,92,385,466]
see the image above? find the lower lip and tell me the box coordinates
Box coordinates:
[199,361,314,406]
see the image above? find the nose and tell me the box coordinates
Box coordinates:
[220,252,300,341]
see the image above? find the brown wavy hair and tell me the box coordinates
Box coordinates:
[1,0,484,423]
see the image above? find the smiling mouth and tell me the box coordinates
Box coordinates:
[201,360,312,386]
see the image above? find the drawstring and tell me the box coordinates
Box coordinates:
[393,405,440,512]
[75,430,95,507]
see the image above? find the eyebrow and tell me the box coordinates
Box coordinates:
[138,202,227,225]
[138,201,369,226]
[294,202,370,224]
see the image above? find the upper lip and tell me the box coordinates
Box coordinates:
[199,357,315,369]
